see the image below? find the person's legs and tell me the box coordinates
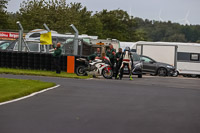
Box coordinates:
[111,61,115,77]
[53,57,57,72]
[54,57,61,74]
[119,63,125,80]
[57,57,61,74]
[115,62,119,79]
[128,62,133,80]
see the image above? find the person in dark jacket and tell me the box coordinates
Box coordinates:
[115,48,122,79]
[53,43,62,74]
[106,44,116,64]
[87,48,101,62]
[106,44,116,75]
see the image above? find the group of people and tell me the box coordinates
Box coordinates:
[88,44,134,80]
[52,42,134,80]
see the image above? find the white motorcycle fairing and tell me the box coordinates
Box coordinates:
[90,59,110,75]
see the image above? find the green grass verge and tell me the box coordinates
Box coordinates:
[0,68,91,79]
[0,78,56,103]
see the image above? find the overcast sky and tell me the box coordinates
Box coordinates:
[7,0,200,25]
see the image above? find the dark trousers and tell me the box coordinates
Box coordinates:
[119,63,131,79]
[115,62,121,78]
[111,61,115,77]
[54,57,61,74]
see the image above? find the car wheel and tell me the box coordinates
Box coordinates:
[157,68,167,76]
[138,74,142,78]
[172,71,179,77]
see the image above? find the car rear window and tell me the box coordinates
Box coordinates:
[132,53,140,61]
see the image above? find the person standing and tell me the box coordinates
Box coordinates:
[106,44,116,70]
[117,47,133,80]
[115,48,122,79]
[53,42,62,74]
[106,48,111,57]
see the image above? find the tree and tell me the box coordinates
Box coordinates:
[0,0,9,29]
[84,15,103,38]
[5,0,200,42]
[167,34,186,42]
[0,0,8,11]
[17,0,94,34]
[95,9,139,41]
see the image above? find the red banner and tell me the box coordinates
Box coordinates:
[0,32,19,39]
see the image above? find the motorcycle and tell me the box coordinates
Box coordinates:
[75,56,113,79]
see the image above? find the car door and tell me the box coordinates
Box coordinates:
[140,56,157,73]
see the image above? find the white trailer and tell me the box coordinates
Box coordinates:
[136,41,200,76]
[119,42,136,51]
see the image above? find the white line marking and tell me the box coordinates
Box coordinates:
[0,85,60,106]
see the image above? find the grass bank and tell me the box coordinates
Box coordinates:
[0,78,55,103]
[0,68,90,79]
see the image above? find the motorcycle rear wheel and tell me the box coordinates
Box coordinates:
[75,65,87,76]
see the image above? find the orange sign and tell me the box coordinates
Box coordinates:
[96,42,104,45]
[67,56,75,73]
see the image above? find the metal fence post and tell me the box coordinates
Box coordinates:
[70,24,79,55]
[16,21,23,51]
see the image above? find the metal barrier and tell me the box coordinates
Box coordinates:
[0,51,87,72]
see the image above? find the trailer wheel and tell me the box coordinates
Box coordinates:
[191,75,197,78]
[183,75,187,77]
[157,68,167,76]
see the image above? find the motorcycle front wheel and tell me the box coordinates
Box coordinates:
[102,68,113,79]
[75,65,87,76]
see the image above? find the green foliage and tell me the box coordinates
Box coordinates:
[85,15,103,37]
[95,9,138,41]
[0,11,8,29]
[1,0,200,43]
[0,0,8,11]
[17,0,93,34]
[6,12,18,31]
[0,0,9,29]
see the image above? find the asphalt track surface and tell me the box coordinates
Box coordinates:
[0,74,200,133]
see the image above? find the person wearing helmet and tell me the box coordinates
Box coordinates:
[117,47,133,80]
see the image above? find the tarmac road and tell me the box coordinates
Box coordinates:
[0,74,200,133]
